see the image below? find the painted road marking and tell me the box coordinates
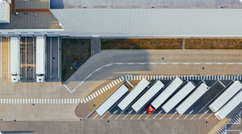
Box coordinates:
[100,89,103,93]
[184,110,194,119]
[169,111,177,119]
[206,113,213,120]
[183,63,189,65]
[153,110,163,119]
[93,114,99,119]
[159,113,167,119]
[218,80,226,87]
[115,112,123,119]
[127,81,134,88]
[137,111,147,119]
[123,110,133,119]
[145,114,150,119]
[109,83,112,88]
[199,110,209,119]
[176,114,182,120]
[130,113,137,119]
[108,109,119,119]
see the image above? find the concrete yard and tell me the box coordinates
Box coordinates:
[1,39,242,133]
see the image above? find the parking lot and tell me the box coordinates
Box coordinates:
[87,74,241,123]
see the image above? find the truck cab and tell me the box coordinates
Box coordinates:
[11,75,20,83]
[36,74,45,83]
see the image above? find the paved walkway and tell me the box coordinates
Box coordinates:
[91,38,101,56]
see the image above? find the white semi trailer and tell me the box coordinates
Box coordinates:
[36,36,46,83]
[10,37,21,83]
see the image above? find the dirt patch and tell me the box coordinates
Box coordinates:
[62,39,91,83]
[185,39,242,49]
[101,39,183,49]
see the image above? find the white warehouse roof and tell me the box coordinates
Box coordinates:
[0,0,10,23]
[50,9,242,37]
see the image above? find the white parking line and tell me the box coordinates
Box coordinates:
[205,113,213,120]
[93,114,99,119]
[176,114,182,120]
[127,81,134,88]
[130,113,137,119]
[108,110,119,119]
[218,80,226,87]
[137,111,147,119]
[184,110,194,119]
[159,113,167,119]
[145,114,150,119]
[199,110,209,119]
[123,110,133,119]
[169,111,177,119]
[115,112,123,119]
[153,110,163,119]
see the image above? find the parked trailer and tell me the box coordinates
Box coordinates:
[36,36,46,83]
[162,82,195,113]
[209,81,242,112]
[215,90,242,120]
[118,78,150,111]
[96,84,128,116]
[151,77,183,109]
[176,83,208,115]
[131,81,164,112]
[10,37,21,83]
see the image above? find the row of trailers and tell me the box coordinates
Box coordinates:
[10,36,46,83]
[96,77,242,120]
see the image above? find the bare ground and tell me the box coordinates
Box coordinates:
[62,39,91,82]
